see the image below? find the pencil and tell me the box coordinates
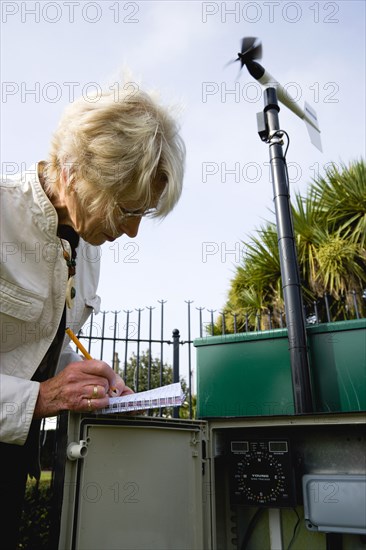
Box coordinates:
[65,327,117,394]
[66,327,93,359]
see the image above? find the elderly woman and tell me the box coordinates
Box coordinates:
[0,85,185,548]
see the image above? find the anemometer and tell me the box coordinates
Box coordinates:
[228,37,322,414]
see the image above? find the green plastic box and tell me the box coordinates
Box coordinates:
[194,319,366,418]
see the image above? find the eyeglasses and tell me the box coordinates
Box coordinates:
[114,203,157,222]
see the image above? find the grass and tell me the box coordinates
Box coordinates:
[40,470,52,482]
[26,470,52,485]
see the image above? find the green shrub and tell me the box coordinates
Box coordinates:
[18,478,52,550]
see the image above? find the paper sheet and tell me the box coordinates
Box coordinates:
[101,382,185,414]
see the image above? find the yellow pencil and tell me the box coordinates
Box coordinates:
[66,327,93,359]
[65,327,117,393]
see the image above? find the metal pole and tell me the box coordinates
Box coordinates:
[158,300,167,387]
[123,310,132,380]
[324,293,331,322]
[135,308,143,392]
[146,306,155,389]
[352,290,360,319]
[87,311,94,354]
[196,307,205,338]
[172,329,180,418]
[233,312,237,334]
[100,311,107,360]
[111,311,120,372]
[262,87,313,414]
[185,300,193,419]
[207,309,216,335]
[221,311,226,335]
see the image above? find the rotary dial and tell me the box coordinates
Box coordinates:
[234,450,287,504]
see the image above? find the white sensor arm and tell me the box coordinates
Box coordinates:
[257,69,322,152]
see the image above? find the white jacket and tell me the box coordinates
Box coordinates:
[0,164,101,445]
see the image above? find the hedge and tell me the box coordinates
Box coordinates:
[18,478,52,550]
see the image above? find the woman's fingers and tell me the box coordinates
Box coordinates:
[34,360,132,417]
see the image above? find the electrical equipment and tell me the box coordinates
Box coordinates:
[229,439,296,507]
[303,474,366,534]
[58,417,210,550]
[58,413,366,550]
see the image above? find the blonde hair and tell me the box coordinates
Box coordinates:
[46,83,185,232]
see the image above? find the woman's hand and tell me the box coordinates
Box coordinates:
[33,360,133,418]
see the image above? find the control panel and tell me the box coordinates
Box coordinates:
[229,439,296,507]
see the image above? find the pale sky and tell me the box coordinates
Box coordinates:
[2,1,365,388]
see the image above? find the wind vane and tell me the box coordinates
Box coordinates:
[229,37,322,151]
[227,37,318,414]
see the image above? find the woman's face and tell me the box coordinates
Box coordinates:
[65,192,143,245]
[59,171,165,246]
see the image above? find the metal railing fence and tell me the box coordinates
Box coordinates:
[71,291,366,420]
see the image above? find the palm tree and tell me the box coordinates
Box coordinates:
[306,160,366,316]
[213,159,366,334]
[312,160,366,247]
[292,189,324,299]
[315,229,365,296]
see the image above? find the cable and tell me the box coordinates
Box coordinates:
[283,130,290,158]
[271,129,290,158]
[268,129,291,195]
[240,508,265,550]
[239,506,301,549]
[287,508,301,550]
[268,129,292,196]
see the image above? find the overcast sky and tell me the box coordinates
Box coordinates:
[2,1,365,386]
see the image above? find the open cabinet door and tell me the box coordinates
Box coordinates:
[58,415,209,550]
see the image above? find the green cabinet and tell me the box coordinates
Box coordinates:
[194,319,366,418]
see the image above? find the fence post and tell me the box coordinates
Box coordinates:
[123,310,132,379]
[146,306,155,389]
[220,311,226,335]
[172,329,180,418]
[100,311,107,360]
[324,293,331,323]
[196,307,205,337]
[208,309,215,335]
[352,290,360,319]
[135,308,144,392]
[233,312,238,334]
[158,300,167,386]
[172,329,180,383]
[111,311,120,371]
[185,301,193,419]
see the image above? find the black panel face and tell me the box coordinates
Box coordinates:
[229,439,296,507]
